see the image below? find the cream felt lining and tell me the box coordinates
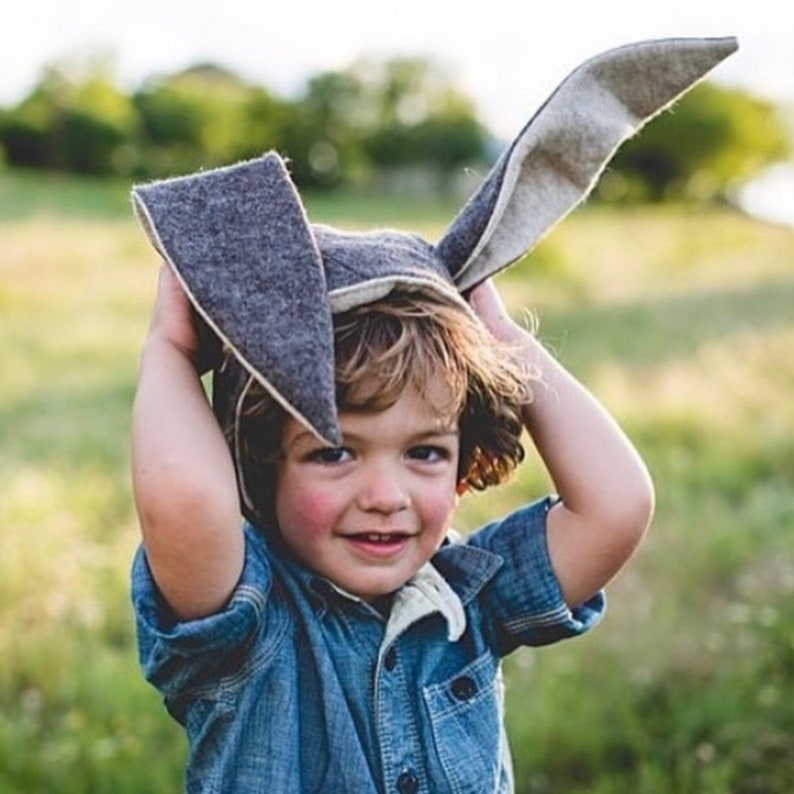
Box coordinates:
[447,36,739,293]
[454,74,635,291]
[328,275,473,316]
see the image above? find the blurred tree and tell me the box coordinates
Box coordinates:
[357,58,486,181]
[235,87,292,162]
[0,53,138,174]
[601,83,792,202]
[280,57,486,189]
[276,70,368,188]
[3,52,788,204]
[132,64,290,176]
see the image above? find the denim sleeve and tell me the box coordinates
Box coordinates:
[467,497,605,655]
[130,526,273,702]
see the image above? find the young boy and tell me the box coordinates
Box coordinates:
[131,262,653,793]
[130,36,736,793]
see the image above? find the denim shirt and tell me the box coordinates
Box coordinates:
[131,497,604,793]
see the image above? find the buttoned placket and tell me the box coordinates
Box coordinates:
[374,637,426,794]
[305,558,482,792]
[310,576,434,792]
[371,563,468,793]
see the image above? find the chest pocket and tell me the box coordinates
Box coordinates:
[422,651,505,794]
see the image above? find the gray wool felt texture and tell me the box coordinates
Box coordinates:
[132,36,737,524]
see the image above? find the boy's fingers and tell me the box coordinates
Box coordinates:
[151,265,224,375]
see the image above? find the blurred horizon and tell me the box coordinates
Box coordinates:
[5,1,793,226]
[2,1,793,138]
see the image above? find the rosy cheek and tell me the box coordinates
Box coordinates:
[285,488,338,536]
[421,490,458,529]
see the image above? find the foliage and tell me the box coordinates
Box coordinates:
[355,58,485,173]
[0,55,486,189]
[131,64,292,178]
[2,174,794,791]
[0,55,138,175]
[274,69,369,188]
[5,51,787,199]
[277,57,487,189]
[602,83,792,202]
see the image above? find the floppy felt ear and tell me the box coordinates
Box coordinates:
[438,36,739,292]
[131,36,737,525]
[132,153,341,446]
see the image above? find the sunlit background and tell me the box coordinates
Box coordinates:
[3,0,793,130]
[2,0,794,221]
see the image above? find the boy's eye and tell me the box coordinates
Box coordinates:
[407,445,450,463]
[307,446,353,465]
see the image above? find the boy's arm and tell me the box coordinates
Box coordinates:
[131,265,244,620]
[468,279,655,608]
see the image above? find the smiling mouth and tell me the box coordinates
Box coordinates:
[343,532,414,557]
[349,532,411,543]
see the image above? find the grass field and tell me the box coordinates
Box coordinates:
[1,169,793,792]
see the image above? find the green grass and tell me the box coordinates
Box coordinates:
[0,166,460,226]
[2,169,793,792]
[0,169,134,220]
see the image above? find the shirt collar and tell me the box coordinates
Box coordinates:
[432,532,505,605]
[384,561,466,645]
[308,561,466,643]
[255,523,503,636]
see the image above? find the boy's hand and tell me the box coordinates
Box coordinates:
[148,264,198,355]
[466,279,526,346]
[148,264,220,374]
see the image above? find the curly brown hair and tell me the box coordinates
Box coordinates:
[236,288,534,520]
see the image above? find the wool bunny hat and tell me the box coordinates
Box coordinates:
[132,36,737,522]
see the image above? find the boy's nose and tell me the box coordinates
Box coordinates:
[356,465,410,514]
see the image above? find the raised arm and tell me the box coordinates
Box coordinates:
[468,279,654,607]
[131,264,244,620]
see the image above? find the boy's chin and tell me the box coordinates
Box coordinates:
[347,580,404,604]
[335,572,412,604]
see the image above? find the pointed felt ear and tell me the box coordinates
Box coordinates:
[132,153,340,445]
[438,36,739,292]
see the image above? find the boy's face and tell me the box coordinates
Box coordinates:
[274,377,460,601]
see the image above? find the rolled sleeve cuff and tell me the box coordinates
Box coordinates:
[131,530,271,691]
[470,497,606,651]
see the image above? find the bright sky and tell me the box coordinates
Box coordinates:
[0,0,791,138]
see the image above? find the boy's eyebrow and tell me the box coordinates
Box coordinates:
[408,428,460,441]
[283,429,329,452]
[341,427,460,444]
[285,425,459,451]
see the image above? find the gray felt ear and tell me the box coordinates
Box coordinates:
[438,36,739,292]
[132,153,340,446]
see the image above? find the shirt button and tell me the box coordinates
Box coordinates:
[450,675,477,701]
[384,647,397,671]
[396,769,419,794]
